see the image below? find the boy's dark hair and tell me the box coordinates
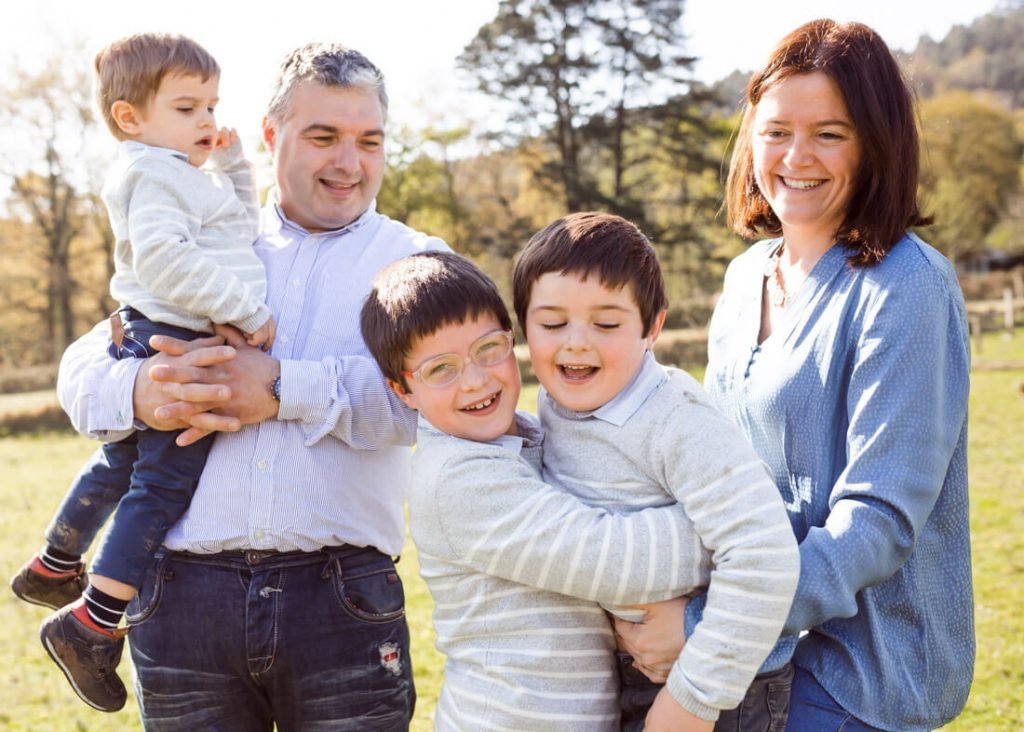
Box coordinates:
[512,212,668,337]
[361,251,513,390]
[94,33,220,139]
[725,19,930,266]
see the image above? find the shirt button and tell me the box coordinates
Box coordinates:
[292,278,301,287]
[257,460,268,470]
[279,334,288,343]
[255,530,265,540]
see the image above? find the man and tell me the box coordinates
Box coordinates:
[54,43,447,730]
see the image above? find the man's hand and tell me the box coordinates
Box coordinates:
[148,334,281,445]
[133,335,236,437]
[614,596,688,683]
[644,687,714,732]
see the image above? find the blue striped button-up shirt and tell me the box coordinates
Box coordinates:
[58,201,448,556]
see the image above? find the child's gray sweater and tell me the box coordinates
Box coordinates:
[540,353,800,720]
[410,413,708,731]
[104,140,270,333]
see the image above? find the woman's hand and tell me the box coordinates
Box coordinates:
[614,596,687,682]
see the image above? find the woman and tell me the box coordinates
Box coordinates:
[619,19,973,732]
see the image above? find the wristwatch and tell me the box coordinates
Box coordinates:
[270,375,282,402]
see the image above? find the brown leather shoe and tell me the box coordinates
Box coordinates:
[40,605,128,712]
[10,558,86,610]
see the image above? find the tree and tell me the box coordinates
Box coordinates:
[0,53,112,362]
[918,91,1021,266]
[459,0,699,215]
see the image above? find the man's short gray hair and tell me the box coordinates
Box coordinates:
[266,43,388,125]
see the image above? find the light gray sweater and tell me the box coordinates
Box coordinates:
[540,353,800,721]
[104,140,270,333]
[410,413,708,731]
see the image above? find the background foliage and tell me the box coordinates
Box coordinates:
[2,2,1022,370]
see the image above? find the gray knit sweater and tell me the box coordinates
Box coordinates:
[540,353,800,721]
[104,140,270,333]
[410,413,708,731]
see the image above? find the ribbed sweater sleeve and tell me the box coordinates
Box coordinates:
[646,382,800,719]
[425,445,706,604]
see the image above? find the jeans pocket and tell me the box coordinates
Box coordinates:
[766,663,795,732]
[329,558,406,624]
[125,551,172,626]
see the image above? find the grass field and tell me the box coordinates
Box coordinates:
[0,333,1021,730]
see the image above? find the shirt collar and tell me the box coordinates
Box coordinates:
[545,350,666,427]
[261,192,377,239]
[419,411,541,454]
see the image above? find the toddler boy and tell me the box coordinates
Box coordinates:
[10,33,271,712]
[512,212,800,730]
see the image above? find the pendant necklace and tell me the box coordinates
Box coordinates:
[764,241,789,308]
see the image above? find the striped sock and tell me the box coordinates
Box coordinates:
[39,546,81,574]
[80,586,129,634]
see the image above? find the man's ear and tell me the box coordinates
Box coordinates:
[645,308,667,351]
[262,116,276,153]
[111,100,143,137]
[387,378,417,411]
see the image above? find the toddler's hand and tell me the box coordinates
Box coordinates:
[246,316,276,351]
[214,127,240,151]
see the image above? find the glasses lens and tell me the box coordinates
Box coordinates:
[419,355,462,388]
[473,332,512,367]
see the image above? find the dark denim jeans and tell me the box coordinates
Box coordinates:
[48,309,211,588]
[618,653,792,731]
[126,546,416,731]
[785,666,881,732]
[715,663,793,732]
[45,436,138,556]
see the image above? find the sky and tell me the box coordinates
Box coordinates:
[5,0,1003,157]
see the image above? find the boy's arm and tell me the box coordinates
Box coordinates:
[653,393,800,721]
[426,448,705,604]
[122,158,270,334]
[210,132,260,232]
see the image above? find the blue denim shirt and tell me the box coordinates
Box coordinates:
[700,232,973,731]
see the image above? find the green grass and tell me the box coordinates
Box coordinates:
[0,333,1021,730]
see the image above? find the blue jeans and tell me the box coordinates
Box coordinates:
[715,663,793,732]
[126,546,416,731]
[785,666,882,732]
[45,436,138,555]
[48,308,211,588]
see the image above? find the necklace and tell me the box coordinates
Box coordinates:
[764,241,789,308]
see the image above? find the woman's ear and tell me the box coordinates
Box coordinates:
[111,100,143,137]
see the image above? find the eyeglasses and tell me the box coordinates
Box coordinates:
[403,329,514,388]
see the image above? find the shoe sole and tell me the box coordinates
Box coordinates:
[11,586,62,611]
[41,631,125,713]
